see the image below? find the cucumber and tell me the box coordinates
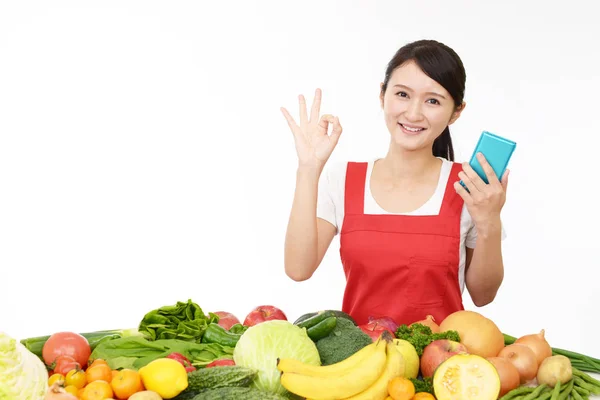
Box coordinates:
[186,365,257,391]
[306,316,337,341]
[192,387,288,400]
[294,310,356,326]
[295,310,335,329]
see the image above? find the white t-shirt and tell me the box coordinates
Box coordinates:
[316,157,506,293]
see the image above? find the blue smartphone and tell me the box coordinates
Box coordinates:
[461,131,516,186]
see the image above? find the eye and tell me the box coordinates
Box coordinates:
[427,98,441,105]
[396,91,408,98]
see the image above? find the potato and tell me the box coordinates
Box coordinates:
[128,391,163,400]
[536,355,572,388]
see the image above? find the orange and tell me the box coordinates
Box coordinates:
[388,376,416,400]
[64,385,79,396]
[88,359,108,368]
[412,393,436,400]
[86,364,113,383]
[111,369,144,399]
[81,380,114,400]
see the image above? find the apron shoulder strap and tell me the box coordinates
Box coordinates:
[344,162,368,215]
[440,162,465,216]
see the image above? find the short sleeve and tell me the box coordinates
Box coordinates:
[465,220,507,249]
[316,166,339,233]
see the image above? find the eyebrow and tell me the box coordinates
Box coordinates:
[393,84,446,99]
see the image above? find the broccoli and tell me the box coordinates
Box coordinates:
[315,318,373,365]
[395,323,461,356]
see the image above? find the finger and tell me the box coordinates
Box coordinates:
[476,153,501,186]
[501,169,510,192]
[454,181,473,206]
[309,88,322,125]
[298,94,308,129]
[330,116,343,144]
[461,162,485,192]
[317,114,335,135]
[280,107,300,135]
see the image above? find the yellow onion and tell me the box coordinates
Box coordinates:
[515,329,553,366]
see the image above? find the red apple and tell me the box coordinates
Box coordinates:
[243,305,287,327]
[358,322,395,342]
[213,311,241,330]
[420,339,469,377]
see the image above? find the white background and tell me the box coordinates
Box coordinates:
[1,1,599,360]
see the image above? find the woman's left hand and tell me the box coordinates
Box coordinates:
[454,152,509,230]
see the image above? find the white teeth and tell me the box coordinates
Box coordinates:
[400,123,424,132]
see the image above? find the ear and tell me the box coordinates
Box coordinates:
[448,101,466,125]
[379,82,385,109]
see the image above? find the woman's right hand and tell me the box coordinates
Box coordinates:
[281,88,342,171]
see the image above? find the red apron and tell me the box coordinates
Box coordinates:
[340,161,465,326]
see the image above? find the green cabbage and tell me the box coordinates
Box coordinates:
[233,320,320,396]
[1,331,48,399]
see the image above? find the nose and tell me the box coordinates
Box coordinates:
[404,100,424,122]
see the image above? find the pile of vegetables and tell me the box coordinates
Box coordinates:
[233,319,321,396]
[504,331,600,374]
[6,300,600,400]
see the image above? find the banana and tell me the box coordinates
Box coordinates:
[277,340,379,377]
[341,340,406,400]
[280,339,388,399]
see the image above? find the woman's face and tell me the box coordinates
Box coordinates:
[380,60,464,152]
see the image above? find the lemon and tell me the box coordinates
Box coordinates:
[138,358,189,399]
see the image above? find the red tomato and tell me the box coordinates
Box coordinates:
[42,332,91,367]
[53,355,81,375]
[206,359,235,368]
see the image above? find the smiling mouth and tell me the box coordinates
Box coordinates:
[399,123,426,133]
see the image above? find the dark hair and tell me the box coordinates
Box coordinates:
[380,39,466,161]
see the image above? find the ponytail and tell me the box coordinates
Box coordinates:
[432,127,454,161]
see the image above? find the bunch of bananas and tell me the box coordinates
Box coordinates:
[277,331,406,400]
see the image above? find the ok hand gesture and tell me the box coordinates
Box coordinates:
[281,88,343,171]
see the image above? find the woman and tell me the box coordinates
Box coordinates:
[281,39,508,327]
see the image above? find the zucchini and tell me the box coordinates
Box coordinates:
[306,316,337,341]
[293,310,356,326]
[192,387,288,400]
[186,365,257,391]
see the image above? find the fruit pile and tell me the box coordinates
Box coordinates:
[4,300,600,400]
[45,350,190,399]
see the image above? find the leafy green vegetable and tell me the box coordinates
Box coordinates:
[233,320,321,396]
[1,331,48,399]
[410,376,434,394]
[395,323,461,356]
[90,335,234,370]
[138,299,219,342]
